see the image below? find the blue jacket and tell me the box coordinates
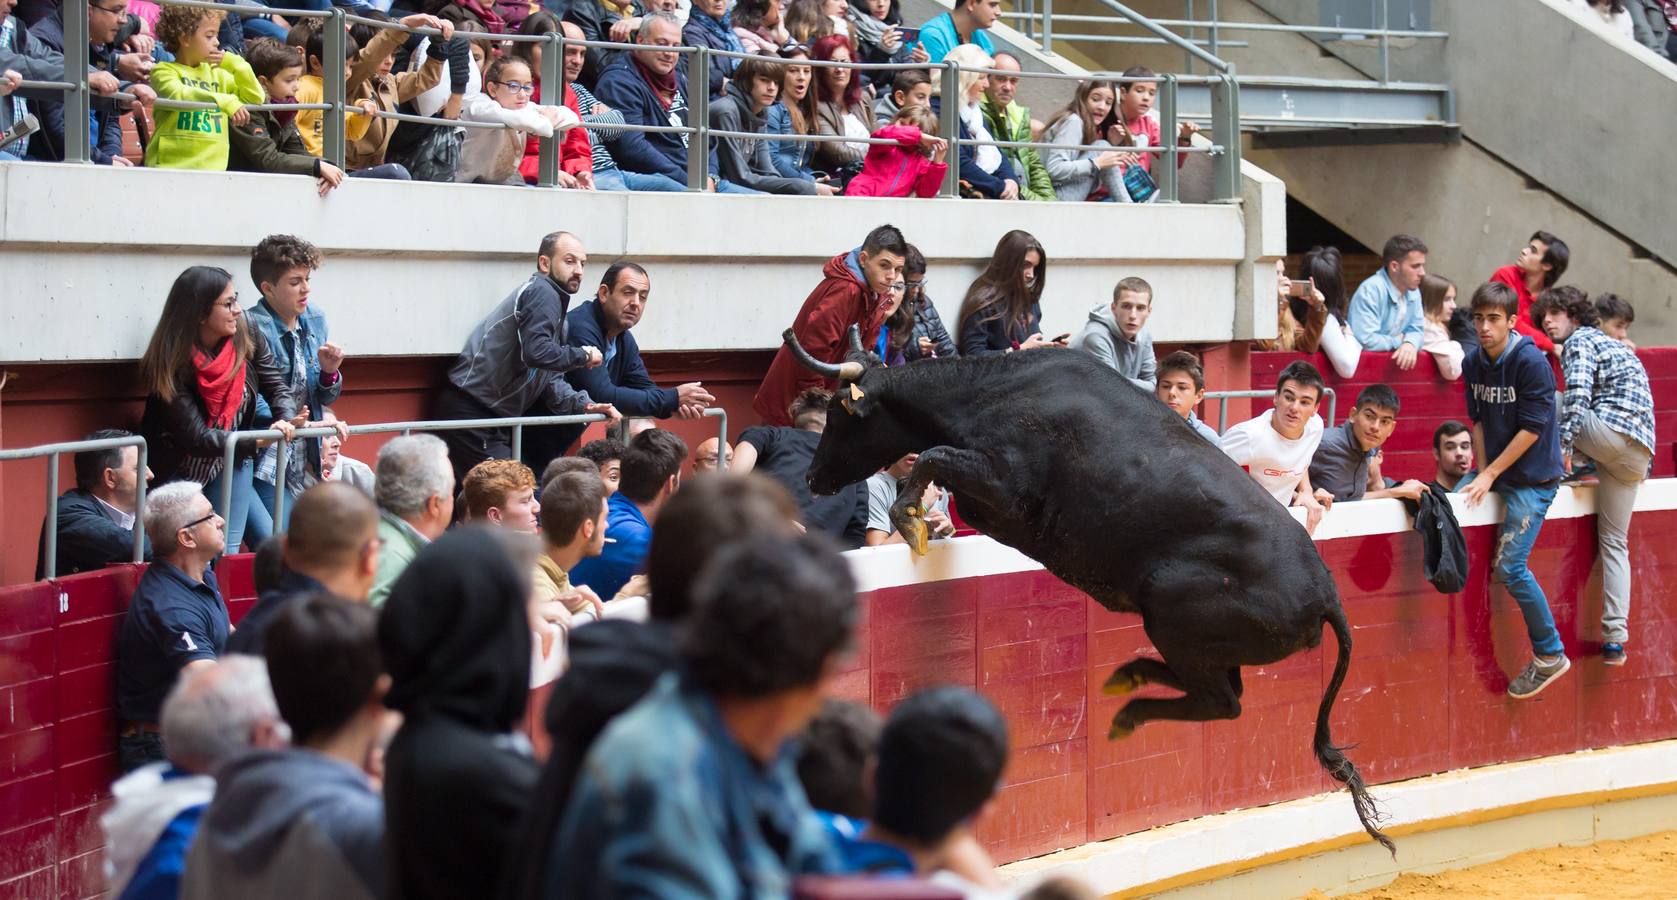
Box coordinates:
[929,95,1007,198]
[765,102,816,180]
[548,673,838,899]
[538,299,681,454]
[593,55,696,182]
[1347,268,1424,352]
[1463,333,1565,487]
[569,492,652,600]
[246,299,341,425]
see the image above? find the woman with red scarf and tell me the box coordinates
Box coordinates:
[140,266,298,551]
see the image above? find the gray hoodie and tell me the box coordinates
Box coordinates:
[1069,302,1156,392]
[181,749,383,900]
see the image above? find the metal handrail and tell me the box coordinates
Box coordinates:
[225,407,729,533]
[1205,388,1337,433]
[0,435,148,579]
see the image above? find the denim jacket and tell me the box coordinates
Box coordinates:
[765,102,816,181]
[246,299,341,425]
[549,673,838,899]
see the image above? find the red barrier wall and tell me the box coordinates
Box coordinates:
[1246,348,1677,483]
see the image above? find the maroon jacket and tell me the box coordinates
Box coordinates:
[753,251,890,425]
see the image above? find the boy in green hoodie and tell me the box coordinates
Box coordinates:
[229,39,345,196]
[145,6,264,170]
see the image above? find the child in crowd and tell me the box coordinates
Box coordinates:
[1114,65,1197,176]
[343,12,454,177]
[458,56,578,185]
[146,6,263,170]
[1040,80,1131,202]
[229,39,346,196]
[288,23,379,160]
[1155,351,1220,443]
[843,104,948,198]
[1596,293,1637,349]
[871,67,934,127]
[1420,273,1464,380]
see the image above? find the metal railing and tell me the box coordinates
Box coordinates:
[221,407,728,533]
[1004,0,1445,83]
[37,0,1245,200]
[0,434,148,579]
[1205,388,1337,434]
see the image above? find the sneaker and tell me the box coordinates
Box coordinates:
[1602,643,1627,667]
[1508,655,1571,699]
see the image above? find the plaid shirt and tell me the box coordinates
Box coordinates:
[1559,326,1655,455]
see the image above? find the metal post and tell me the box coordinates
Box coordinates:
[272,438,289,534]
[939,62,960,198]
[1042,0,1054,54]
[1184,0,1196,74]
[322,7,347,168]
[220,437,238,523]
[707,407,729,472]
[64,0,90,164]
[512,424,524,461]
[1023,0,1035,41]
[44,455,60,579]
[133,442,148,563]
[1378,0,1390,84]
[1157,75,1179,203]
[686,47,710,191]
[1210,68,1241,202]
[538,31,564,187]
[1209,0,1219,59]
[1218,397,1228,434]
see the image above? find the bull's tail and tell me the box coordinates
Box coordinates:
[1317,604,1395,856]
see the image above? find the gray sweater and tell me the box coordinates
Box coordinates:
[1040,114,1131,203]
[1068,302,1156,391]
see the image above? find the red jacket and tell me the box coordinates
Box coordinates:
[843,126,947,199]
[1489,264,1556,354]
[753,252,890,425]
[519,79,593,184]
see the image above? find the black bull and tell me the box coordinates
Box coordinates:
[787,327,1393,853]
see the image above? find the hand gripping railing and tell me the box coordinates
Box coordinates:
[0,434,148,579]
[1204,388,1337,434]
[221,407,729,533]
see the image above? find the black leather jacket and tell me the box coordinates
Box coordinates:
[142,329,297,484]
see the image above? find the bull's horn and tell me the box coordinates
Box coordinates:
[847,324,866,356]
[783,329,865,382]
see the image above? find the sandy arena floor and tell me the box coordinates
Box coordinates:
[1308,830,1677,899]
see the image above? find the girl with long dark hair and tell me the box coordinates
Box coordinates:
[956,230,1053,356]
[140,266,299,551]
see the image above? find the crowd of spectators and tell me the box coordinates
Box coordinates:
[0,0,1206,202]
[1568,0,1677,59]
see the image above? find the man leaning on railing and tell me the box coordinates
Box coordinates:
[35,429,154,580]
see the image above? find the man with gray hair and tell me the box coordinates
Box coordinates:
[370,435,456,608]
[116,481,230,771]
[103,657,287,900]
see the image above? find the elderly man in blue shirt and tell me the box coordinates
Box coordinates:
[1347,234,1429,371]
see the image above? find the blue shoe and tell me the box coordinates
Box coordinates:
[1602,643,1627,667]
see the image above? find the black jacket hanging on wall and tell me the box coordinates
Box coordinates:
[1403,483,1469,594]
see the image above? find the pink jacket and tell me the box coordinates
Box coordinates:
[843,125,947,198]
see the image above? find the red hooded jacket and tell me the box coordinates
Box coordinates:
[519,79,594,185]
[753,251,891,425]
[1489,264,1556,354]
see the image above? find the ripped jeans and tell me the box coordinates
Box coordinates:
[1493,480,1563,658]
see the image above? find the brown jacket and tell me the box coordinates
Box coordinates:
[346,28,447,172]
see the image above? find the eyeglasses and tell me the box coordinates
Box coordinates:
[906,279,927,290]
[214,294,240,311]
[493,81,535,94]
[92,3,128,15]
[178,512,218,533]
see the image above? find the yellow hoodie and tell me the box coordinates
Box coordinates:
[144,52,264,170]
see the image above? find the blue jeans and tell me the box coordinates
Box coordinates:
[206,458,271,552]
[594,168,688,192]
[714,178,760,195]
[252,476,295,533]
[1492,480,1563,657]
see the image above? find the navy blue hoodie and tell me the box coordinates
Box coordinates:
[1463,332,1564,487]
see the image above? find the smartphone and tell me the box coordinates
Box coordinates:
[1052,332,1072,345]
[1285,280,1312,299]
[898,26,920,44]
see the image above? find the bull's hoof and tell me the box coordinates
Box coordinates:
[1107,717,1136,741]
[892,506,930,556]
[1102,668,1143,697]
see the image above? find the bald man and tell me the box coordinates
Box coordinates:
[226,482,381,656]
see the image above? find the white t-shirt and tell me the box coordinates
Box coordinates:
[1219,410,1325,505]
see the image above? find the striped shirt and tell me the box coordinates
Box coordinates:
[1559,326,1655,455]
[571,83,622,173]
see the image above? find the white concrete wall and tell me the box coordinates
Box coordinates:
[0,161,1273,363]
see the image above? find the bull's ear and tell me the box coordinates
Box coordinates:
[839,389,875,417]
[850,384,866,402]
